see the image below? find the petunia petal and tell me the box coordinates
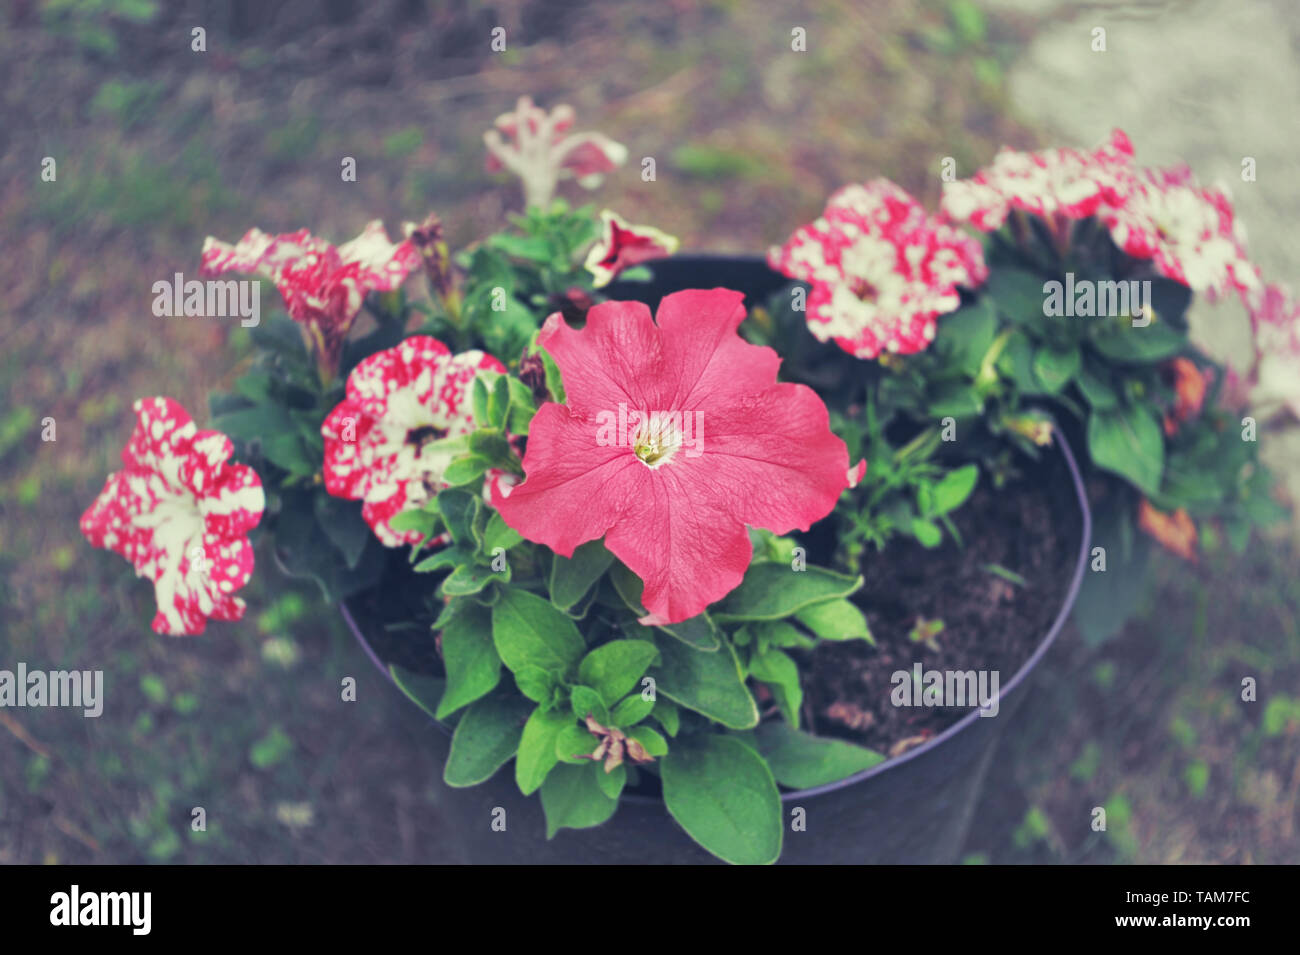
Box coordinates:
[536,303,663,416]
[604,469,754,626]
[335,219,422,291]
[654,288,779,408]
[685,381,849,536]
[494,404,642,557]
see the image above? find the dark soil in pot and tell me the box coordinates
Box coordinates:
[810,448,1076,755]
[348,440,1077,767]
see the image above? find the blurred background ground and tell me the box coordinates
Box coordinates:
[0,0,1297,863]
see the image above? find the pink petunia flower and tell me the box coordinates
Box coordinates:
[1101,165,1258,298]
[769,179,987,360]
[201,220,421,375]
[941,129,1136,231]
[484,96,628,209]
[584,210,680,288]
[80,398,265,636]
[493,289,851,625]
[321,336,506,547]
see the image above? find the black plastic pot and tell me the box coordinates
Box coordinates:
[341,256,1093,864]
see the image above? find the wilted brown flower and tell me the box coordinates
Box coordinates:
[577,714,654,774]
[1161,357,1211,436]
[404,213,454,299]
[546,286,596,325]
[1002,413,1054,446]
[1137,498,1198,563]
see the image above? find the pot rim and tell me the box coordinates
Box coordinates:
[339,255,1094,805]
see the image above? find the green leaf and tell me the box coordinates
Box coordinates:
[1090,319,1185,363]
[482,511,523,555]
[754,721,886,788]
[436,488,481,546]
[211,403,294,446]
[748,528,801,564]
[511,664,557,704]
[389,664,446,721]
[611,693,655,727]
[748,648,802,727]
[441,561,508,597]
[413,546,468,574]
[506,376,539,435]
[509,665,556,701]
[271,492,385,601]
[491,587,586,676]
[595,763,627,800]
[995,329,1043,393]
[1088,404,1165,495]
[1032,345,1080,393]
[651,699,681,736]
[795,599,873,643]
[444,695,533,787]
[540,763,618,837]
[488,233,553,262]
[435,602,499,719]
[549,540,615,611]
[657,613,722,651]
[249,726,293,770]
[611,565,722,650]
[488,374,511,430]
[569,684,609,725]
[713,564,862,622]
[911,518,942,547]
[261,431,316,477]
[388,507,440,539]
[471,375,490,426]
[649,635,758,729]
[927,385,985,419]
[983,268,1046,324]
[929,464,979,515]
[661,735,782,865]
[442,454,492,487]
[751,620,815,650]
[950,0,986,43]
[515,707,573,795]
[626,725,668,757]
[556,724,597,763]
[1076,364,1119,410]
[578,640,660,704]
[614,265,652,281]
[607,560,647,614]
[934,298,997,376]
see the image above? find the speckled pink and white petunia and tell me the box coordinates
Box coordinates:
[1246,281,1300,419]
[321,336,507,547]
[584,210,679,288]
[80,397,265,636]
[200,220,420,374]
[940,129,1136,231]
[1101,164,1258,299]
[484,96,628,209]
[769,179,987,360]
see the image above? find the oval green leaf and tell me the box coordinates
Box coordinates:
[661,735,782,865]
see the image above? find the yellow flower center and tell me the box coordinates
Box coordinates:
[632,415,682,469]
